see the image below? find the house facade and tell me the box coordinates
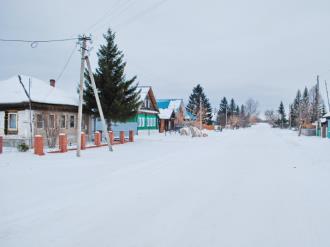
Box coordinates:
[157,99,186,132]
[0,75,91,147]
[130,86,159,134]
[93,86,159,136]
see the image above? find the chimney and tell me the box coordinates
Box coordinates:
[50,79,56,87]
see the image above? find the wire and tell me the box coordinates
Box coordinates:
[0,37,79,48]
[56,43,79,81]
[0,38,78,43]
[83,0,128,33]
[115,0,169,30]
[90,0,137,35]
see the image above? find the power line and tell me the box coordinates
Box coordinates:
[0,37,78,43]
[115,0,169,30]
[90,0,138,35]
[0,37,79,48]
[56,43,79,81]
[84,0,134,33]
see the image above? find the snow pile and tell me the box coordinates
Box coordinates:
[179,126,208,137]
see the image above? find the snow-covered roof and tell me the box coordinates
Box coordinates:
[157,99,183,113]
[323,112,330,118]
[0,75,77,106]
[137,86,151,101]
[137,86,159,112]
[158,108,175,119]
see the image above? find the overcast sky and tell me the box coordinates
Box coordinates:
[1,0,330,113]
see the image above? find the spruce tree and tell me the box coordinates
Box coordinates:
[236,105,240,116]
[217,97,228,127]
[83,29,141,128]
[278,101,287,128]
[229,98,236,116]
[301,87,310,123]
[321,103,327,116]
[240,104,247,127]
[186,84,213,124]
[292,90,302,127]
[310,80,321,122]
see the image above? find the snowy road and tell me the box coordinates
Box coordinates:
[1,124,330,247]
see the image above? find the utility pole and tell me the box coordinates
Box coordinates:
[85,56,113,151]
[225,107,228,128]
[317,75,320,120]
[76,35,88,157]
[76,34,113,157]
[18,75,33,147]
[325,80,330,112]
[28,78,33,147]
[199,96,202,130]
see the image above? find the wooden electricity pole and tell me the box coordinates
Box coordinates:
[325,80,330,112]
[76,35,113,157]
[85,56,113,151]
[76,35,88,157]
[199,96,203,130]
[18,75,33,147]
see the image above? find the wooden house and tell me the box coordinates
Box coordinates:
[94,86,159,135]
[0,75,92,147]
[157,99,186,133]
[323,113,330,138]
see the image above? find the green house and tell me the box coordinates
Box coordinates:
[128,86,159,134]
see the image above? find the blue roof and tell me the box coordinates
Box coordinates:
[157,99,171,109]
[185,111,197,121]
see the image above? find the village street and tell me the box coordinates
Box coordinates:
[1,124,330,247]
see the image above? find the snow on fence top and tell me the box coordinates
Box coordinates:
[0,75,78,106]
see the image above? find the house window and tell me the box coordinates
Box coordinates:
[49,115,55,129]
[69,115,75,128]
[144,98,150,109]
[139,117,145,127]
[8,113,18,130]
[36,114,44,128]
[60,115,66,129]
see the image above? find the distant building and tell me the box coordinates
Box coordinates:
[0,75,91,147]
[322,113,330,138]
[157,99,185,132]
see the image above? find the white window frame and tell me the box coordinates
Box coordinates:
[8,112,18,130]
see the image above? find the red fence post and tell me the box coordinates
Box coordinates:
[34,135,44,156]
[94,131,101,146]
[109,131,114,145]
[0,136,3,154]
[129,130,134,142]
[81,132,86,150]
[120,131,125,144]
[59,133,68,153]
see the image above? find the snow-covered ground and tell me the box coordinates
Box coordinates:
[1,123,330,247]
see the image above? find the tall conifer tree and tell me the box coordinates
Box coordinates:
[187,84,213,124]
[83,29,141,128]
